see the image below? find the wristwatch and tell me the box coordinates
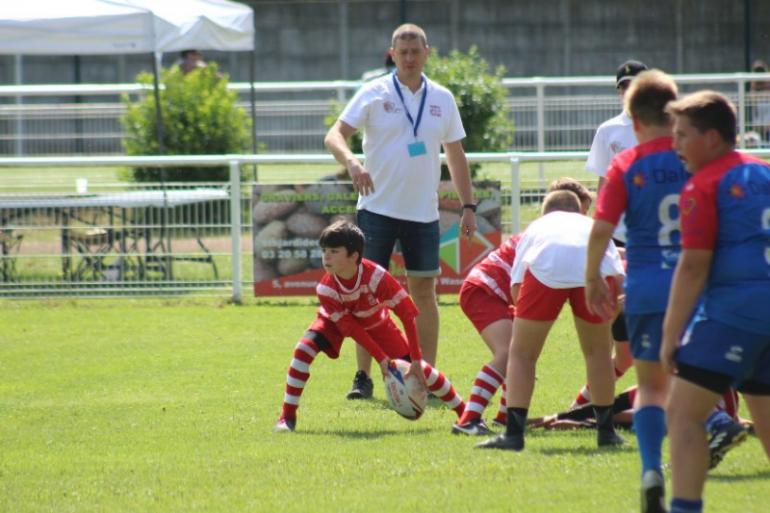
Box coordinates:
[461,203,477,214]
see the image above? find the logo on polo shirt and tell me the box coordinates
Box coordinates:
[632,172,646,188]
[383,100,396,113]
[610,142,626,155]
[430,105,442,117]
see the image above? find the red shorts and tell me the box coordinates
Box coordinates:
[306,314,409,359]
[459,281,514,333]
[514,270,606,324]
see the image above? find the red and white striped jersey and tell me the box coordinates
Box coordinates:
[316,258,419,331]
[464,234,521,304]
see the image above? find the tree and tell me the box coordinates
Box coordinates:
[425,46,513,175]
[121,63,249,182]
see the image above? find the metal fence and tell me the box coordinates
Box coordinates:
[5,149,770,300]
[2,73,770,156]
[1,153,530,300]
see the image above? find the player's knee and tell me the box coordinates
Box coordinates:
[491,350,508,370]
[510,349,538,366]
[665,406,702,435]
[407,278,437,300]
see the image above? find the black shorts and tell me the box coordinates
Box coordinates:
[612,311,628,342]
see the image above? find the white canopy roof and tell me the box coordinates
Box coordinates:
[122,0,254,53]
[0,0,254,56]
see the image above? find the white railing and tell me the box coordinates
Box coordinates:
[0,152,521,301]
[2,72,770,156]
[4,149,770,301]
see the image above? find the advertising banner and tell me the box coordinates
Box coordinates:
[253,180,502,296]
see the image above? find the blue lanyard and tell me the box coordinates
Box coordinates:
[392,72,428,138]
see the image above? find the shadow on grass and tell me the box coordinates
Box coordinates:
[300,426,434,439]
[536,444,636,456]
[528,430,636,456]
[360,396,454,412]
[710,469,770,482]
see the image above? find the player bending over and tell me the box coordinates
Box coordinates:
[453,177,593,436]
[477,190,626,451]
[275,221,464,432]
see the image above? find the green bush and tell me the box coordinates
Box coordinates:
[324,46,513,179]
[425,46,513,172]
[121,63,250,182]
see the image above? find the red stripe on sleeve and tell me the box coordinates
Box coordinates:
[680,177,718,250]
[594,159,629,225]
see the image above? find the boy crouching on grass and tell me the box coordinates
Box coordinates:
[275,220,464,432]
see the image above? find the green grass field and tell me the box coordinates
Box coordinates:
[1,298,767,513]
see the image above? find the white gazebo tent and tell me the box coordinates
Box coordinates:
[0,0,257,273]
[0,0,257,157]
[0,2,157,55]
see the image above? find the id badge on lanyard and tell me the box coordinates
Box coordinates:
[393,73,428,158]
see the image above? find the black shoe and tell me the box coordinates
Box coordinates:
[452,418,492,436]
[597,429,627,447]
[708,421,748,469]
[475,433,524,451]
[640,469,666,513]
[346,370,373,400]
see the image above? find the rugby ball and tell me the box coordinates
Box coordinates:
[383,359,428,420]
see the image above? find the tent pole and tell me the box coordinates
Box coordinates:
[151,52,165,156]
[151,52,172,280]
[249,47,258,182]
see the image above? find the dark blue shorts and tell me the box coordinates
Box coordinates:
[356,209,440,277]
[626,312,664,362]
[676,312,770,390]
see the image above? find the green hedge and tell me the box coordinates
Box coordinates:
[121,63,249,182]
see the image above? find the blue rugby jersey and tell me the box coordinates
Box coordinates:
[680,151,770,335]
[595,137,690,314]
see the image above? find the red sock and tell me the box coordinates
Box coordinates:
[422,363,465,418]
[572,365,627,408]
[279,338,319,421]
[458,364,504,424]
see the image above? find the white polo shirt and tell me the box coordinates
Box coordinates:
[586,110,637,243]
[586,111,637,177]
[510,211,624,289]
[340,73,466,223]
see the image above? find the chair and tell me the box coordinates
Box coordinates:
[69,227,119,281]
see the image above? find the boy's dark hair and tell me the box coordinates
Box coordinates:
[547,177,593,210]
[319,220,365,263]
[665,90,737,145]
[624,69,678,127]
[180,49,200,59]
[541,190,581,215]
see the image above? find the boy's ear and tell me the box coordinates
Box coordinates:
[704,128,724,150]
